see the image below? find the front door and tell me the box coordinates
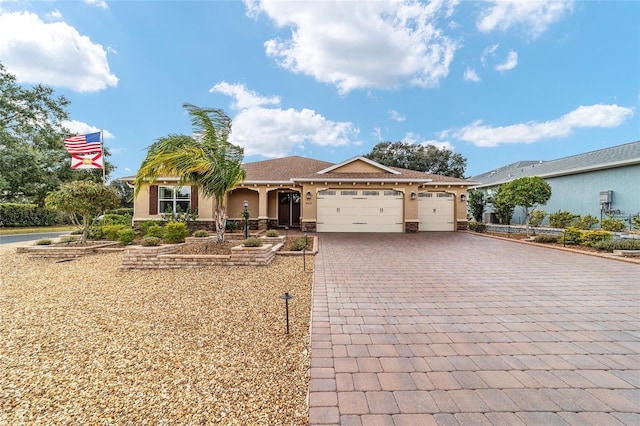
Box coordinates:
[278,192,301,227]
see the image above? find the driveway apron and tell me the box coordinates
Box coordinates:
[309,232,640,426]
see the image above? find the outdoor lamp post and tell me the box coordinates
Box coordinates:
[243,200,249,239]
[281,292,293,334]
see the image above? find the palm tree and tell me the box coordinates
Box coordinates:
[134,104,246,242]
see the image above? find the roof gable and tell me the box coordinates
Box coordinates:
[317,156,400,175]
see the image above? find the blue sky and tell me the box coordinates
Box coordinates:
[1,0,638,179]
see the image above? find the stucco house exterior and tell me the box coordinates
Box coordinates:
[127,155,473,233]
[469,140,640,226]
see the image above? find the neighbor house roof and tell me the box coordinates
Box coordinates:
[470,140,640,188]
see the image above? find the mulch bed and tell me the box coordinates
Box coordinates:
[1,244,313,424]
[174,237,313,255]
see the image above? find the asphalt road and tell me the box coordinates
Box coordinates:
[0,232,71,245]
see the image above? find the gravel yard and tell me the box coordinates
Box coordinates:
[0,244,313,425]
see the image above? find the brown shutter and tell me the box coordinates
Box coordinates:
[191,186,198,211]
[149,185,158,215]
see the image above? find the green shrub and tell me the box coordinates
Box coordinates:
[572,214,599,230]
[549,210,579,228]
[226,221,238,232]
[59,236,78,243]
[103,224,127,240]
[600,216,627,232]
[95,213,131,226]
[593,239,640,251]
[0,203,62,227]
[141,236,162,247]
[243,237,263,247]
[633,216,640,230]
[161,206,198,224]
[35,238,52,245]
[529,210,546,227]
[581,230,613,247]
[193,230,210,237]
[288,236,309,251]
[164,221,188,243]
[559,227,583,245]
[107,208,133,216]
[118,228,137,245]
[146,225,166,239]
[140,220,164,235]
[88,226,105,240]
[265,229,279,237]
[533,234,559,243]
[468,222,487,232]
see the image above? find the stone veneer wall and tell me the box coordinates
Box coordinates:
[120,242,279,271]
[301,221,316,233]
[457,220,469,230]
[404,222,419,233]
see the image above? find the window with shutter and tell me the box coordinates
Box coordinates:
[149,185,158,215]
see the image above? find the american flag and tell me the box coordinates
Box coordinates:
[63,132,102,154]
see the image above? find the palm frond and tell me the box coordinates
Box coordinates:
[134,105,245,201]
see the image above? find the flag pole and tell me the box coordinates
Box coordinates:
[101,130,106,185]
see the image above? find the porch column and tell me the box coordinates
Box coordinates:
[258,187,269,231]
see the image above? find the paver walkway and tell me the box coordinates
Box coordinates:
[309,232,640,425]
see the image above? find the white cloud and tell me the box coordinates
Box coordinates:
[495,50,518,72]
[389,109,406,122]
[372,127,383,141]
[46,9,62,20]
[480,44,499,66]
[63,120,115,140]
[401,133,455,151]
[0,11,118,92]
[247,0,459,94]
[477,0,574,38]
[464,67,481,82]
[85,0,108,10]
[421,139,455,151]
[449,104,634,147]
[210,82,280,110]
[211,82,359,158]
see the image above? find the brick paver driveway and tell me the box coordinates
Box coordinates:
[309,232,639,426]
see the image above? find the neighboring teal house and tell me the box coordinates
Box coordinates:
[469,140,640,227]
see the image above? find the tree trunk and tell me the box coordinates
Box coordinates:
[524,207,531,237]
[80,215,89,245]
[214,206,227,243]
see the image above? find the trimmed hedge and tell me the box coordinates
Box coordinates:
[0,203,63,227]
[164,221,189,243]
[593,239,640,251]
[468,222,487,233]
[534,234,559,243]
[243,237,263,247]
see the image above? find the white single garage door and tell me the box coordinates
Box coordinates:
[418,192,455,231]
[317,189,403,232]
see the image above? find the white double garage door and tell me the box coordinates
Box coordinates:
[317,189,454,232]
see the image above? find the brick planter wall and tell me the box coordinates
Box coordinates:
[16,242,121,259]
[120,242,281,271]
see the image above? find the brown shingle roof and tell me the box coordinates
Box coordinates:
[122,155,473,185]
[242,156,334,182]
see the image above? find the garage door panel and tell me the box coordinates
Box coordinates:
[418,192,454,231]
[317,189,403,233]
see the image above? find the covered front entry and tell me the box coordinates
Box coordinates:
[278,191,301,228]
[418,191,455,231]
[316,189,403,232]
